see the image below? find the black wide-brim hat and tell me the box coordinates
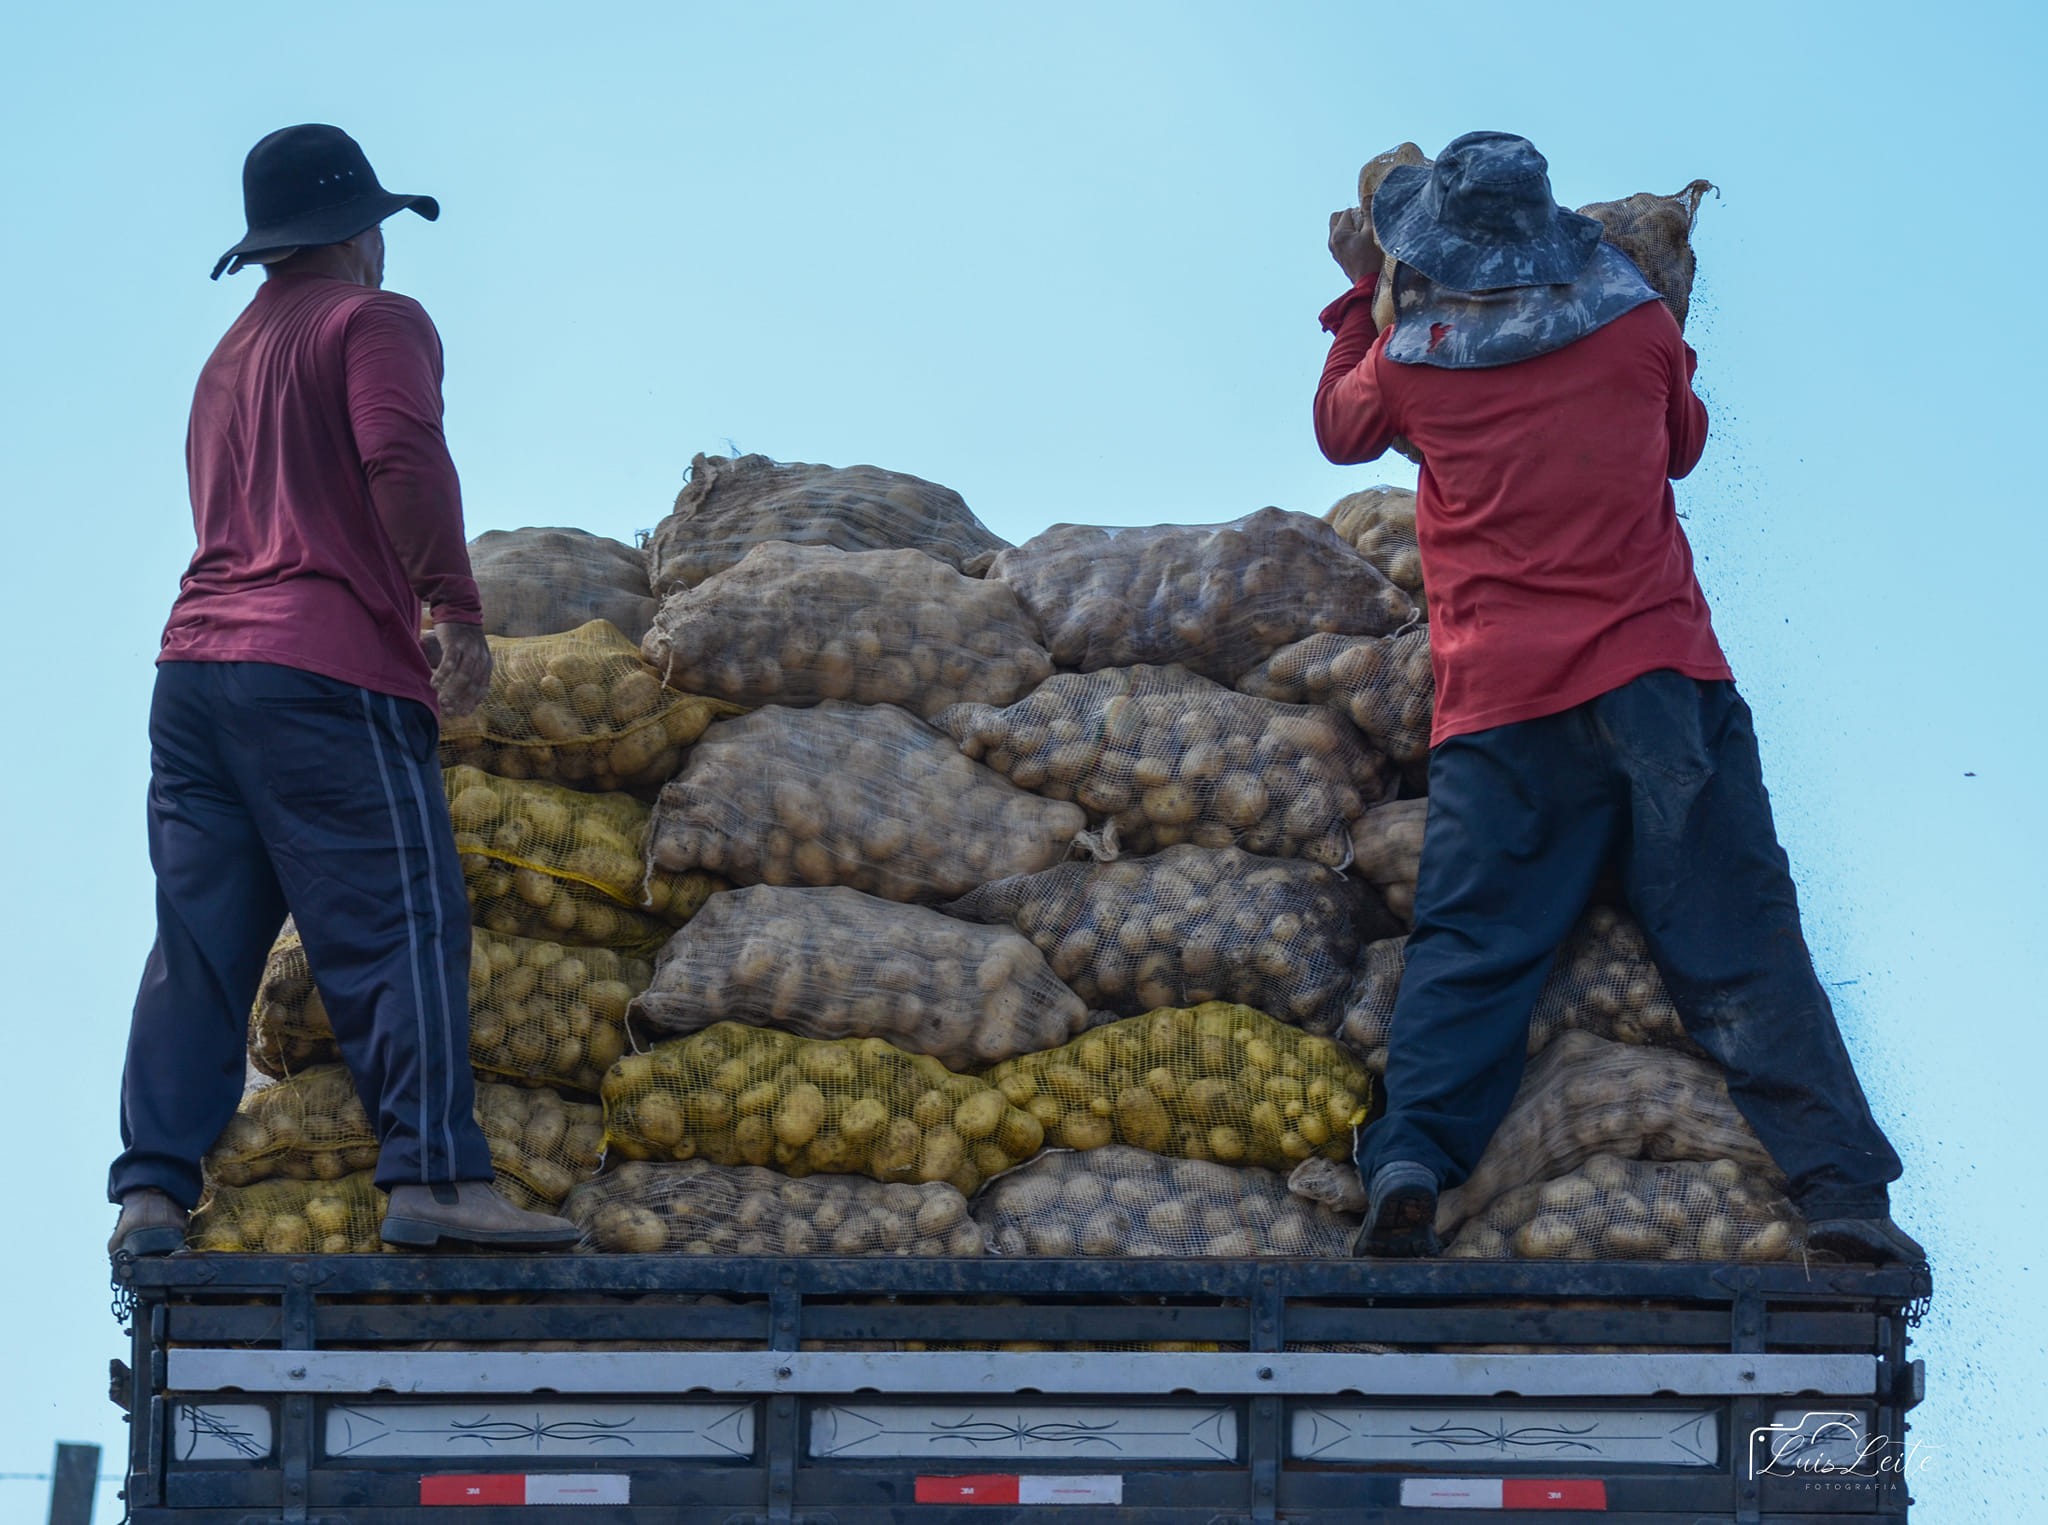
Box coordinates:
[212,123,438,280]
[1372,131,1603,293]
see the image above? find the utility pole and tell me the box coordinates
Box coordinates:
[46,1442,98,1525]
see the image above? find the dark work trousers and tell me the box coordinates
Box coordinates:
[1354,669,1901,1219]
[109,661,493,1209]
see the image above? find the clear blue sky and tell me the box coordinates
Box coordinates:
[2,2,2041,1518]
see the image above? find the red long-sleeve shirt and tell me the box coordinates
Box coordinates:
[1315,274,1730,746]
[160,272,479,712]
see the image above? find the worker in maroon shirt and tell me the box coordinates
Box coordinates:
[1316,132,1920,1265]
[107,125,578,1256]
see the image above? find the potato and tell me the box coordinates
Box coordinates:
[647,453,1007,599]
[446,765,720,954]
[188,1171,388,1255]
[630,885,1089,1071]
[649,702,1088,904]
[948,845,1386,1034]
[562,1158,986,1257]
[601,1023,1042,1193]
[938,668,1392,867]
[982,1003,1370,1172]
[250,924,653,1095]
[440,621,743,797]
[987,509,1412,683]
[975,1145,1358,1258]
[643,543,1050,719]
[1453,1155,1804,1263]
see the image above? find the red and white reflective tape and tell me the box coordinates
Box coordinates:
[916,1474,1125,1506]
[1400,1478,1608,1510]
[420,1473,630,1506]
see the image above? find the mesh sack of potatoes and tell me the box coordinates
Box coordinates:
[1445,1154,1801,1263]
[1338,907,1697,1075]
[647,452,1007,598]
[944,845,1383,1034]
[975,1145,1358,1258]
[630,885,1090,1071]
[468,527,657,644]
[563,1158,986,1257]
[641,542,1052,720]
[1577,181,1715,331]
[448,764,720,953]
[1347,798,1426,924]
[439,620,742,796]
[1235,626,1433,764]
[206,1066,604,1211]
[188,1172,388,1254]
[1432,1031,1780,1241]
[602,1022,1046,1196]
[249,925,645,1094]
[982,1003,1370,1170]
[1324,486,1423,608]
[648,701,1090,903]
[938,666,1394,868]
[986,508,1414,683]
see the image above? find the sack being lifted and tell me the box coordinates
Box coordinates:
[468,527,657,645]
[641,542,1052,719]
[630,884,1092,1071]
[945,845,1384,1033]
[646,453,1008,598]
[648,701,1090,904]
[439,620,742,797]
[938,665,1394,868]
[987,508,1414,684]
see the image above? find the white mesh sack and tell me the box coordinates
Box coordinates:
[629,884,1091,1070]
[648,701,1090,903]
[1445,1155,1802,1263]
[1236,626,1434,764]
[1324,486,1424,606]
[987,508,1415,683]
[945,844,1387,1033]
[938,666,1394,868]
[641,541,1052,718]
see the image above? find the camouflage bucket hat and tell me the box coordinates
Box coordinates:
[1372,131,1603,293]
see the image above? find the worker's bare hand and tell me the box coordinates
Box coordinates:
[1329,207,1383,287]
[425,620,493,717]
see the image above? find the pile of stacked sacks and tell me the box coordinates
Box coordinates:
[191,386,1801,1263]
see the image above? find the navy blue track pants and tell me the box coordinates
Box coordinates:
[1354,670,1901,1220]
[109,661,493,1209]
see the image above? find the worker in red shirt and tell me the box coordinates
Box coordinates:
[1316,132,1920,1265]
[107,125,578,1257]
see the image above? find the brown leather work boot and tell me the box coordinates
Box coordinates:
[109,1189,189,1259]
[381,1181,580,1250]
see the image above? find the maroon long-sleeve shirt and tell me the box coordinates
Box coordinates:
[1315,274,1730,745]
[160,272,480,713]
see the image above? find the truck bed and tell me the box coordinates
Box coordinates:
[113,1253,1929,1524]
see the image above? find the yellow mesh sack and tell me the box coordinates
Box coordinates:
[602,1023,1045,1195]
[981,1003,1370,1170]
[975,1145,1358,1258]
[249,924,647,1094]
[188,1172,389,1254]
[205,1066,603,1211]
[440,620,743,796]
[447,764,720,952]
[563,1159,986,1256]
[1445,1155,1803,1263]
